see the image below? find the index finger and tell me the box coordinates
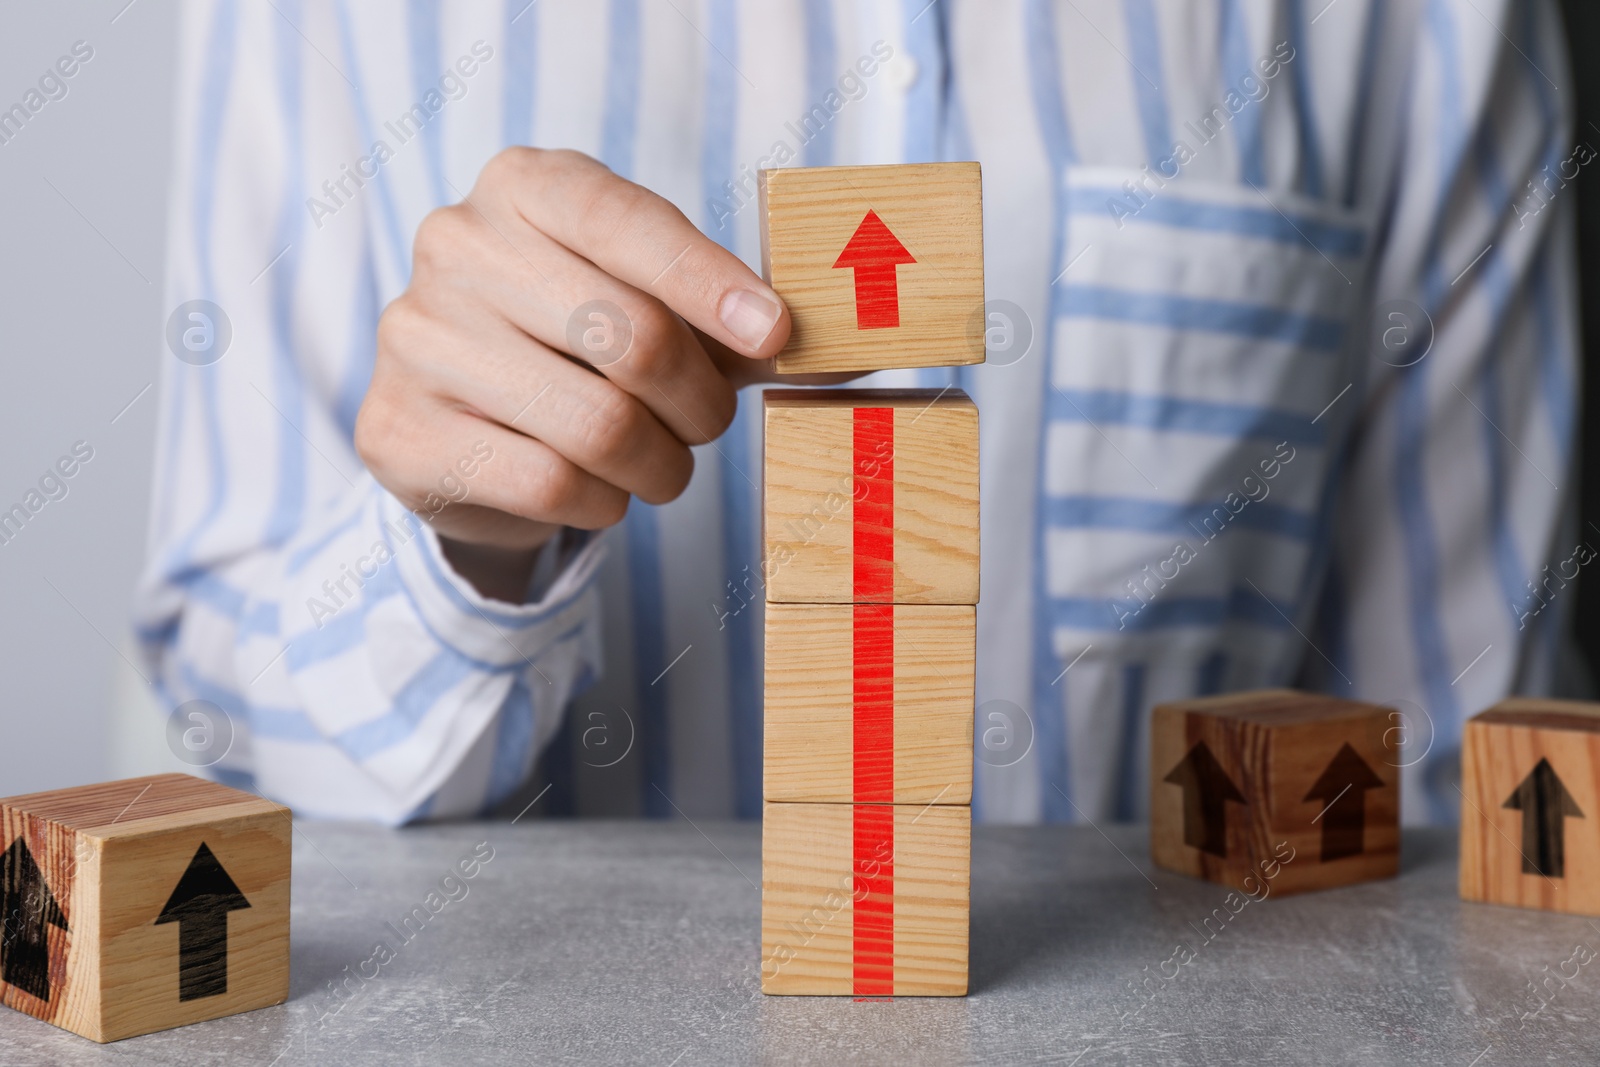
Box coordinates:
[492,148,790,359]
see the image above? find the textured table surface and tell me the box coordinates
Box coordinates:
[0,822,1596,1065]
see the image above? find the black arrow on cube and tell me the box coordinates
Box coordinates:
[154,843,251,1001]
[1164,741,1246,858]
[1503,758,1585,879]
[1302,743,1385,862]
[1,837,69,1002]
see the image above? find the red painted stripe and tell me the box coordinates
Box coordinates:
[852,407,894,602]
[853,604,894,804]
[852,803,894,996]
[852,407,896,995]
[849,265,903,330]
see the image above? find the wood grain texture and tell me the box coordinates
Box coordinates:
[763,389,979,605]
[0,775,290,1042]
[1460,700,1600,916]
[1149,689,1399,897]
[759,163,985,374]
[765,603,974,804]
[2,775,286,838]
[761,802,968,996]
[1470,697,1600,733]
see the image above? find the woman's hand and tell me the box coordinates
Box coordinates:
[356,148,792,598]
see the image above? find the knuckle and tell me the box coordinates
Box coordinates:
[655,448,696,503]
[353,392,398,473]
[631,446,693,508]
[570,388,641,466]
[512,451,615,525]
[527,149,607,213]
[615,301,676,376]
[578,180,653,245]
[375,297,418,355]
[517,457,574,519]
[592,488,630,528]
[412,205,473,268]
[696,383,738,443]
[540,147,587,171]
[480,145,537,188]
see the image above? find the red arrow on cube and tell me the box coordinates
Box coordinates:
[833,210,916,330]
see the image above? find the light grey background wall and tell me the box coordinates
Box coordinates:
[0,1,185,795]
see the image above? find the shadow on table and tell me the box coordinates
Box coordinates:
[971,826,1460,993]
[969,825,1192,993]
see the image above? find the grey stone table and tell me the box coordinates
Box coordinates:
[1,822,1597,1065]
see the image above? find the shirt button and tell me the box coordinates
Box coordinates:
[883,54,920,91]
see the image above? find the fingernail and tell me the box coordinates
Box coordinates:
[719,289,782,352]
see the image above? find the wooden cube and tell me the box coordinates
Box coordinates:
[761,801,968,996]
[759,162,985,374]
[0,774,290,1042]
[763,389,978,605]
[1460,699,1600,916]
[1149,689,1399,896]
[765,602,973,805]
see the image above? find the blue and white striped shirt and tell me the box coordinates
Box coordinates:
[138,0,1580,825]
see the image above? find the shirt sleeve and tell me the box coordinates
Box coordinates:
[1310,0,1581,818]
[134,0,604,824]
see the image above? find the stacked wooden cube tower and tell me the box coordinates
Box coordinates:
[0,774,290,1042]
[757,163,984,996]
